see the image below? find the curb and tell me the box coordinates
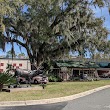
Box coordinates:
[0,85,110,107]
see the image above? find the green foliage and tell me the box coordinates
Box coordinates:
[0,0,24,16]
[40,83,47,89]
[17,52,26,58]
[48,75,63,82]
[6,63,14,73]
[0,71,15,85]
[6,50,16,58]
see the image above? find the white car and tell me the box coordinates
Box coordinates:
[18,74,48,84]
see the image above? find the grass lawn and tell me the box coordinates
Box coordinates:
[0,80,110,101]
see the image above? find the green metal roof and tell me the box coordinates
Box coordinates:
[55,61,100,68]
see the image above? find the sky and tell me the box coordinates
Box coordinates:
[92,7,110,34]
[0,43,27,56]
[0,5,110,57]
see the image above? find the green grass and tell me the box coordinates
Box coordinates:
[0,80,110,101]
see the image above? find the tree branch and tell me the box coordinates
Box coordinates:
[51,38,84,55]
[50,0,81,29]
[5,37,26,48]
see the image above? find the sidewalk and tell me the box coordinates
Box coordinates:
[0,85,110,107]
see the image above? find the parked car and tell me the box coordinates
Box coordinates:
[18,74,48,84]
[32,74,48,84]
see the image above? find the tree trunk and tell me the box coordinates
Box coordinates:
[30,57,37,70]
[29,56,42,70]
[0,83,3,91]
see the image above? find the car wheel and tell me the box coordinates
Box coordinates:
[34,80,38,84]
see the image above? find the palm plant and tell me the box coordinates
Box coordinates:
[0,71,15,91]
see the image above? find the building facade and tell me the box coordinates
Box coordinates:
[0,58,31,72]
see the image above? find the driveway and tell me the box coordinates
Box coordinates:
[1,88,110,110]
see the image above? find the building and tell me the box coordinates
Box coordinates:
[50,60,110,81]
[1,58,110,80]
[0,58,31,72]
[51,60,100,81]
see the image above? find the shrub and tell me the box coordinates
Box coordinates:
[48,75,63,82]
[0,71,15,91]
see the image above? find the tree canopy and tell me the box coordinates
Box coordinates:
[0,0,110,69]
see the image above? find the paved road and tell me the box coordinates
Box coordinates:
[1,88,110,110]
[0,102,68,110]
[63,88,110,110]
